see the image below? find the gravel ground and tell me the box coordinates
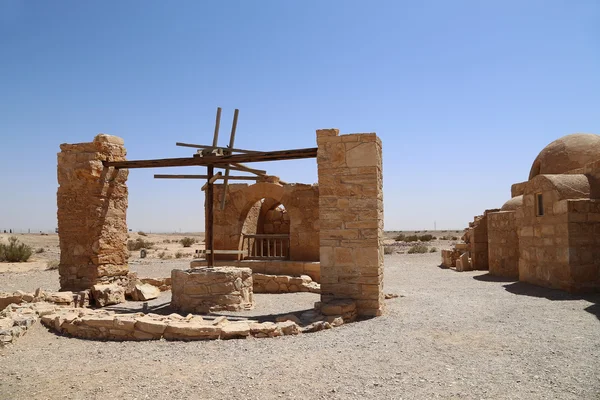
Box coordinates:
[1,253,599,400]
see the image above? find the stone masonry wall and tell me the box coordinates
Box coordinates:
[57,134,129,291]
[317,129,384,317]
[517,186,570,290]
[565,199,600,292]
[487,211,519,279]
[212,182,319,261]
[171,267,254,314]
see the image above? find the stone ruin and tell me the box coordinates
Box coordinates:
[0,128,386,345]
[442,133,600,294]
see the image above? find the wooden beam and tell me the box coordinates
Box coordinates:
[220,108,239,210]
[201,172,223,191]
[176,142,260,154]
[212,107,221,147]
[229,163,267,176]
[206,165,215,267]
[154,174,259,180]
[103,147,318,169]
[215,164,267,175]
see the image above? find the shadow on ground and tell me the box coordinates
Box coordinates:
[103,301,315,323]
[503,281,600,321]
[472,273,516,283]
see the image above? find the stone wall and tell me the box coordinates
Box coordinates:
[487,211,519,279]
[511,181,528,198]
[565,199,600,292]
[190,259,321,282]
[317,129,384,317]
[253,273,320,293]
[171,267,254,314]
[517,174,595,292]
[57,134,129,291]
[212,182,319,261]
[470,210,498,270]
[261,205,290,234]
[517,179,570,290]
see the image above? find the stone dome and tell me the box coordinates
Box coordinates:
[500,195,523,211]
[529,133,600,179]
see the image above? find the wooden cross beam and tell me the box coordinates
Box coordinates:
[102,147,318,169]
[154,174,260,180]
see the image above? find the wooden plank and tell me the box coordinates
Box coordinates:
[200,172,223,191]
[176,142,260,154]
[220,108,239,210]
[154,174,259,181]
[103,147,318,169]
[206,165,215,267]
[196,249,245,255]
[230,163,266,176]
[212,107,221,147]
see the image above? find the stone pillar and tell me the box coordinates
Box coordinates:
[317,129,384,318]
[57,134,129,291]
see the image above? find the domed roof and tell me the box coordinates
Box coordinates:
[529,133,600,179]
[500,195,523,211]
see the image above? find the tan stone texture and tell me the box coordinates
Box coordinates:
[171,267,254,314]
[529,133,600,179]
[316,129,384,317]
[487,211,519,279]
[516,174,600,292]
[190,259,321,282]
[210,182,319,261]
[57,134,129,291]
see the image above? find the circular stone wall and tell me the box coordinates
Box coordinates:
[171,267,254,314]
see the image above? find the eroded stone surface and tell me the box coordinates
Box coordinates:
[171,267,254,314]
[57,134,129,291]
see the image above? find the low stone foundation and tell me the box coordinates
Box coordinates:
[190,259,321,283]
[253,273,320,293]
[171,267,254,314]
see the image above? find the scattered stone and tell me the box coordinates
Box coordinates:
[91,284,125,307]
[220,322,250,339]
[133,283,161,301]
[275,314,302,325]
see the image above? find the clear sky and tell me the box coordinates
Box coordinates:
[1,1,599,233]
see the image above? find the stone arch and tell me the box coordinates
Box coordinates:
[211,182,319,261]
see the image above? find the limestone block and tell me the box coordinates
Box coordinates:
[91,284,125,307]
[220,322,250,339]
[132,284,161,301]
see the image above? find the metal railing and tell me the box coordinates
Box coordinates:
[243,234,290,260]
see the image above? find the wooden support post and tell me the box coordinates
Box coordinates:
[220,108,239,210]
[206,165,215,267]
[212,108,221,147]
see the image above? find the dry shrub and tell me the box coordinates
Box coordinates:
[127,238,154,251]
[419,234,433,242]
[46,260,59,270]
[407,244,429,254]
[429,247,438,253]
[175,251,184,259]
[180,237,196,247]
[383,245,394,255]
[138,231,147,236]
[36,247,45,254]
[394,234,405,242]
[404,235,419,242]
[0,237,33,262]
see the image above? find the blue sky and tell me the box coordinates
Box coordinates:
[1,1,599,232]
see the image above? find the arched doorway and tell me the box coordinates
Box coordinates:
[240,198,291,259]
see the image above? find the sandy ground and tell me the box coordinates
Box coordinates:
[0,246,598,400]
